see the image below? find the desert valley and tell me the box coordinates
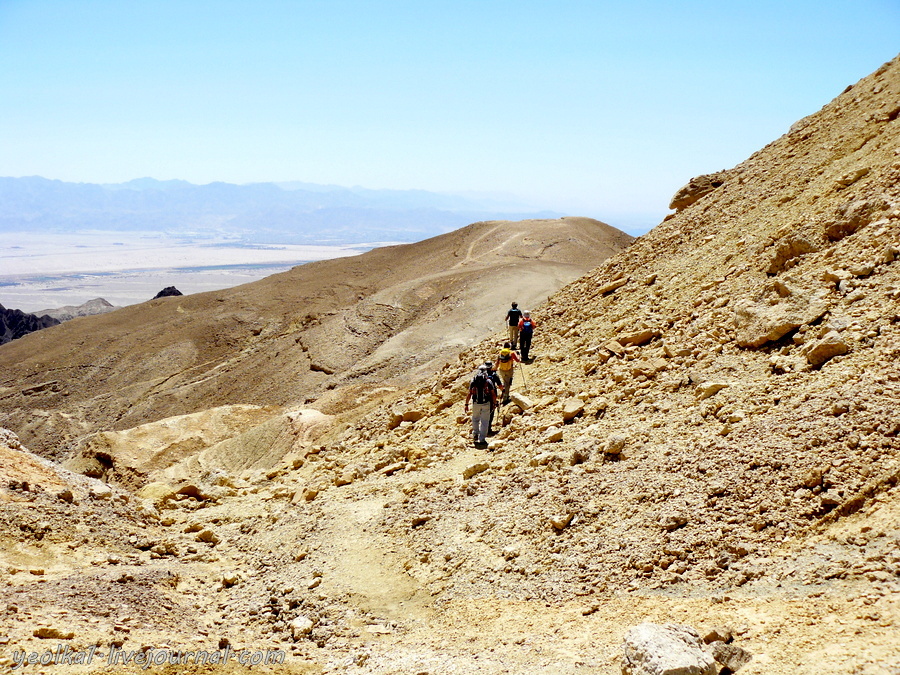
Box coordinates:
[0,55,899,674]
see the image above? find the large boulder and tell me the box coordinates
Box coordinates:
[622,623,716,675]
[733,289,829,348]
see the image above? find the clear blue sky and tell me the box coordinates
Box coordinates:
[1,1,898,233]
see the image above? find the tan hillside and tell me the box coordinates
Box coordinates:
[0,216,632,459]
[1,55,899,675]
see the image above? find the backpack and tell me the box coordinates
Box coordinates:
[520,319,533,336]
[471,371,494,404]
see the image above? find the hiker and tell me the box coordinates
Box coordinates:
[505,302,523,350]
[484,360,503,433]
[465,364,497,446]
[495,342,521,405]
[518,311,536,361]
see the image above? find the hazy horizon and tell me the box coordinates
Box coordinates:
[2,2,898,231]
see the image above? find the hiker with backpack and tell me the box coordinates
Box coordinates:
[495,342,521,405]
[465,364,497,446]
[484,360,503,433]
[505,302,523,350]
[518,311,536,361]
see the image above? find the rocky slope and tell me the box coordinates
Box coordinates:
[0,217,631,459]
[0,56,899,675]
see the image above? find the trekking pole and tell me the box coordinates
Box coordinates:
[519,362,528,394]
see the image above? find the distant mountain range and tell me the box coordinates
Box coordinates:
[0,176,561,244]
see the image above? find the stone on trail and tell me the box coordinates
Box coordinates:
[462,462,489,479]
[509,391,534,410]
[622,623,716,675]
[33,626,75,640]
[290,615,315,639]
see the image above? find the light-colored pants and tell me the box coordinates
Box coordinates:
[498,368,513,403]
[471,402,491,443]
[508,325,519,349]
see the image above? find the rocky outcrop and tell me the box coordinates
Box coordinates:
[0,303,60,345]
[668,171,729,211]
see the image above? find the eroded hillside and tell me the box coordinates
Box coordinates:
[0,217,631,460]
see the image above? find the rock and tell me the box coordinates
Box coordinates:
[622,623,717,675]
[411,514,431,527]
[804,331,849,366]
[380,462,406,476]
[849,262,875,277]
[620,329,661,346]
[831,400,850,416]
[196,529,221,545]
[630,358,667,377]
[387,413,404,430]
[562,397,585,422]
[33,626,75,640]
[529,452,559,467]
[696,381,729,400]
[89,483,113,500]
[401,409,425,423]
[290,615,315,639]
[669,173,728,211]
[152,286,183,299]
[604,339,627,357]
[733,291,828,348]
[544,427,564,443]
[222,572,242,587]
[766,235,819,274]
[463,463,489,479]
[549,513,573,530]
[597,277,629,295]
[801,467,825,488]
[57,489,75,503]
[605,433,628,454]
[502,545,520,560]
[836,167,869,187]
[509,392,534,410]
[701,626,732,644]
[660,512,689,532]
[710,641,753,672]
[824,196,888,241]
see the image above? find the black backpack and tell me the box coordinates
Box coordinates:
[471,372,494,404]
[520,319,533,336]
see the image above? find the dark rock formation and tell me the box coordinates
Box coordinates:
[0,304,60,345]
[152,287,183,299]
